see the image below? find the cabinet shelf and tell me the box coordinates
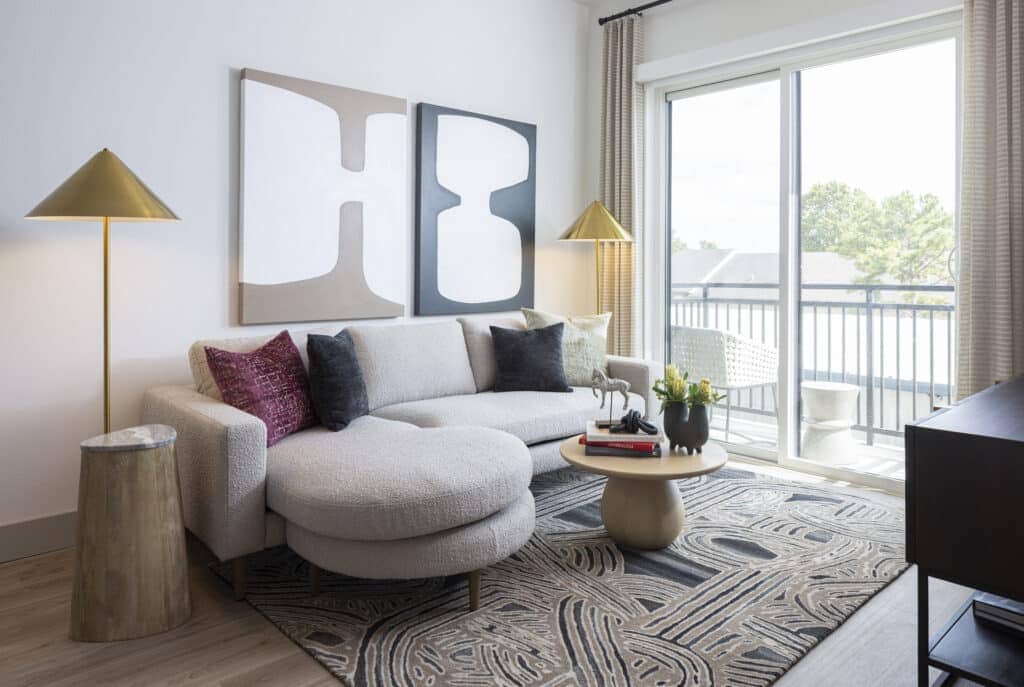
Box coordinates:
[928,595,1024,687]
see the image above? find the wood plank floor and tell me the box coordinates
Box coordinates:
[0,541,334,686]
[0,485,971,686]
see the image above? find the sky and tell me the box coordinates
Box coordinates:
[669,38,957,255]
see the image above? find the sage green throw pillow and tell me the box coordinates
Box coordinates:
[522,308,611,386]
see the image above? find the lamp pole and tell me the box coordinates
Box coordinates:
[102,216,111,433]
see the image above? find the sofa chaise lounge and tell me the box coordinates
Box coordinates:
[142,316,660,607]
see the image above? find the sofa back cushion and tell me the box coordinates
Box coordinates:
[347,320,477,410]
[458,315,526,392]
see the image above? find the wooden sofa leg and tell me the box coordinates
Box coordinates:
[309,562,320,596]
[468,570,481,611]
[232,557,247,601]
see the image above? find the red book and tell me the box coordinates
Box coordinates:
[578,436,659,452]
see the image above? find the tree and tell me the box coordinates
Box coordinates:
[801,182,879,252]
[800,182,955,301]
[848,192,954,287]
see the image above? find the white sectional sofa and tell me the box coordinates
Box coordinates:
[142,316,660,606]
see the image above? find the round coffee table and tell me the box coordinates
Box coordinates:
[559,437,727,550]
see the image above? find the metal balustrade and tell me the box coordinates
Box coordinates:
[668,282,956,445]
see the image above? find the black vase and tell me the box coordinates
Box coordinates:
[663,402,689,451]
[678,404,710,455]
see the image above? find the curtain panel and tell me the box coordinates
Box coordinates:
[599,16,644,356]
[957,0,1024,397]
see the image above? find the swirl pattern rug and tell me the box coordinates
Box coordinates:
[217,466,906,686]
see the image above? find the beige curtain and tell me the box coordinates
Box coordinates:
[957,0,1024,397]
[599,16,644,356]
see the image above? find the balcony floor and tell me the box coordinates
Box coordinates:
[707,407,906,481]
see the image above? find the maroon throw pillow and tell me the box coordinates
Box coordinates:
[205,331,317,446]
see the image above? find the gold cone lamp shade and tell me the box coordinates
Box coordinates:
[559,200,632,242]
[26,148,180,433]
[26,148,178,222]
[560,200,632,314]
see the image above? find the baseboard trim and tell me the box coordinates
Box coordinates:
[0,511,76,563]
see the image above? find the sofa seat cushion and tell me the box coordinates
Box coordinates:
[372,387,646,446]
[266,416,531,542]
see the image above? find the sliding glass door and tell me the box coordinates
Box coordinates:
[667,75,781,454]
[665,33,959,485]
[796,39,958,480]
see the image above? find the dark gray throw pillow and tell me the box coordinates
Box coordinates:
[306,331,369,431]
[490,323,573,393]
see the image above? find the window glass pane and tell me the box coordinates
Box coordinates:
[798,39,958,479]
[668,77,781,452]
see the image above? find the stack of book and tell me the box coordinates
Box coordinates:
[580,421,664,457]
[973,593,1024,637]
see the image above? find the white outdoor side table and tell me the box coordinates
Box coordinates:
[801,381,860,464]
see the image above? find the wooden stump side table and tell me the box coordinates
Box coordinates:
[71,424,191,642]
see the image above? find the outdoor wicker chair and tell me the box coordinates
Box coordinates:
[670,326,779,440]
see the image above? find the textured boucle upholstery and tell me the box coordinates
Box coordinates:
[347,321,477,411]
[372,387,645,447]
[266,416,532,541]
[457,314,525,392]
[142,385,268,561]
[152,322,663,569]
[527,440,571,474]
[608,355,662,422]
[189,327,333,400]
[287,491,535,579]
[265,511,286,548]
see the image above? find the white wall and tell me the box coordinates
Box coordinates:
[0,0,592,529]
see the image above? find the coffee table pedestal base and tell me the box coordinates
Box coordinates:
[601,477,685,550]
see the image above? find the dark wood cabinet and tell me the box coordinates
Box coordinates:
[907,378,1024,686]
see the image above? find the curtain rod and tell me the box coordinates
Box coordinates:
[598,0,675,26]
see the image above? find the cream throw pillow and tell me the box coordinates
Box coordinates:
[522,308,611,386]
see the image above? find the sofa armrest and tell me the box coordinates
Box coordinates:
[142,385,267,562]
[607,355,663,420]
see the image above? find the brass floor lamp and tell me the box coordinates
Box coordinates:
[560,200,633,313]
[26,149,179,433]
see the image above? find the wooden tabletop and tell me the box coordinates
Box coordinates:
[559,435,727,481]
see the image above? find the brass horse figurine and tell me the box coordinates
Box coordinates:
[591,368,631,410]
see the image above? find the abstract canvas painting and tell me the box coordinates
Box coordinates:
[415,103,536,315]
[240,69,407,324]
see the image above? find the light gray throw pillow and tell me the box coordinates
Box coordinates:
[521,308,611,386]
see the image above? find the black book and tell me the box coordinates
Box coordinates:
[584,444,662,458]
[973,593,1024,636]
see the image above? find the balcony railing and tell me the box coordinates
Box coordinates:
[669,282,956,445]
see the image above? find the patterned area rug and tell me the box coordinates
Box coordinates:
[215,465,906,686]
